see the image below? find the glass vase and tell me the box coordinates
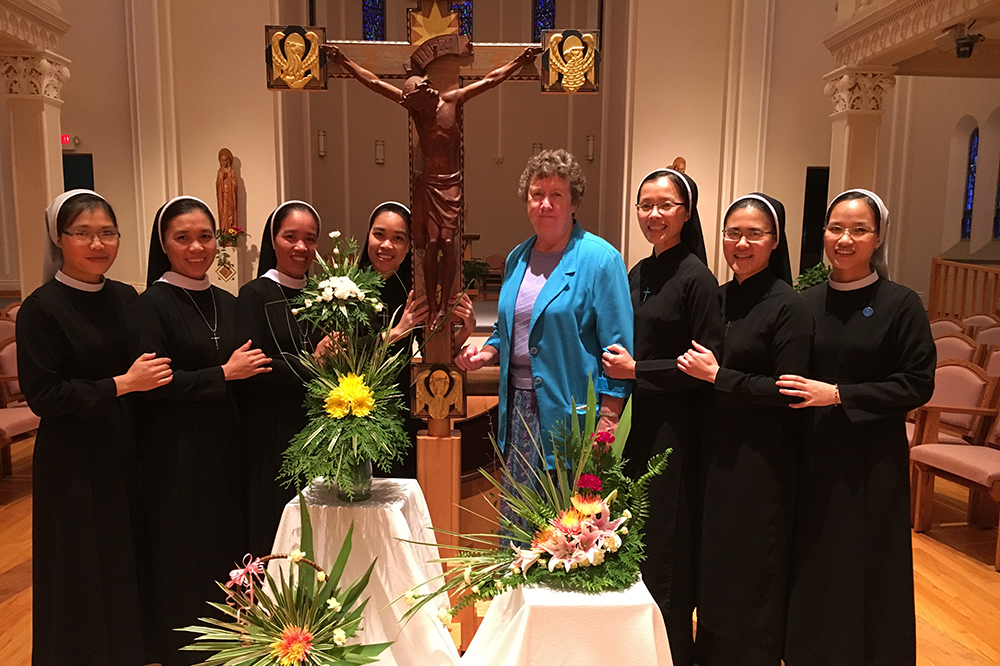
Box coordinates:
[336,458,373,502]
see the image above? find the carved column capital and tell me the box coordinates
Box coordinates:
[823,67,896,114]
[1,55,70,101]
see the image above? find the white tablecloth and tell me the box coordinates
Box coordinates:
[460,581,673,666]
[269,478,460,666]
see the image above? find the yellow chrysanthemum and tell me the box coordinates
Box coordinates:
[270,625,313,665]
[324,374,375,419]
[324,390,350,419]
[351,393,374,417]
[337,373,369,401]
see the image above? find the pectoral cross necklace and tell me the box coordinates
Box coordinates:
[642,287,652,303]
[182,287,220,350]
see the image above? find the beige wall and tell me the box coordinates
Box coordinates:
[52,0,281,290]
[879,76,1000,299]
[623,0,836,279]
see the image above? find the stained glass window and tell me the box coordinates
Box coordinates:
[362,0,386,41]
[962,129,979,240]
[533,0,556,42]
[451,1,473,38]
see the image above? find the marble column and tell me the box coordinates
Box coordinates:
[1,55,70,296]
[823,67,896,195]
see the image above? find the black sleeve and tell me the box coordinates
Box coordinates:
[714,297,812,407]
[235,283,307,387]
[127,291,228,402]
[635,270,725,394]
[16,297,118,419]
[839,290,936,423]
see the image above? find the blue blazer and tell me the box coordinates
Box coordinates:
[485,222,634,468]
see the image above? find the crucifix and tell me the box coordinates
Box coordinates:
[316,3,544,646]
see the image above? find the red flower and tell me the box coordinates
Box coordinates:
[577,473,603,492]
[592,431,614,453]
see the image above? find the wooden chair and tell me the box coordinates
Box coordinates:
[908,360,998,449]
[934,333,978,364]
[977,324,1000,348]
[963,312,1000,332]
[912,414,1000,571]
[482,254,505,295]
[0,302,19,321]
[0,317,14,344]
[0,336,37,478]
[931,317,966,338]
[0,337,26,407]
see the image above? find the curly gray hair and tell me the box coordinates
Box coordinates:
[517,149,586,205]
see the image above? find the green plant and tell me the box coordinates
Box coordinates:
[180,494,391,665]
[793,261,832,292]
[397,377,669,623]
[462,258,490,289]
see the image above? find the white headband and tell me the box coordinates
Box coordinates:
[369,201,411,226]
[640,168,693,209]
[269,200,322,242]
[725,194,780,232]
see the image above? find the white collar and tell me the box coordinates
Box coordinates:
[262,268,306,290]
[829,271,879,291]
[157,270,212,291]
[55,270,105,292]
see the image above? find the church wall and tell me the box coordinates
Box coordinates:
[58,0,142,286]
[0,101,18,292]
[878,76,1000,299]
[624,0,836,280]
[54,0,282,290]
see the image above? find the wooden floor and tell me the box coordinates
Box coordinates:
[1,438,999,666]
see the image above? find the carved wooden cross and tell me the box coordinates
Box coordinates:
[325,1,540,373]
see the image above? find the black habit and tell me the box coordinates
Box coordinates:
[627,243,724,666]
[128,282,244,666]
[696,271,811,665]
[18,278,144,666]
[784,279,935,666]
[236,276,321,556]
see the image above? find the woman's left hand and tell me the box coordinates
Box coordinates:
[776,374,838,408]
[602,344,636,380]
[452,293,476,352]
[677,340,719,383]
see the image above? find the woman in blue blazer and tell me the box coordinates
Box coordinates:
[455,149,633,484]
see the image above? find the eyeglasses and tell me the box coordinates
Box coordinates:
[62,229,121,244]
[636,201,685,215]
[722,228,775,242]
[824,224,876,239]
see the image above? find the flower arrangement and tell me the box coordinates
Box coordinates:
[279,231,411,499]
[180,494,391,665]
[215,225,250,270]
[217,224,249,248]
[288,232,386,338]
[399,378,669,621]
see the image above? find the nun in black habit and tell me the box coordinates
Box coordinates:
[128,196,271,666]
[236,201,323,556]
[677,193,811,665]
[776,189,935,666]
[19,191,172,666]
[602,168,725,666]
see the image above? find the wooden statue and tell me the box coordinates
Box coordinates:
[216,148,237,232]
[322,41,541,326]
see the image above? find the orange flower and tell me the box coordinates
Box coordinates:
[270,625,313,665]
